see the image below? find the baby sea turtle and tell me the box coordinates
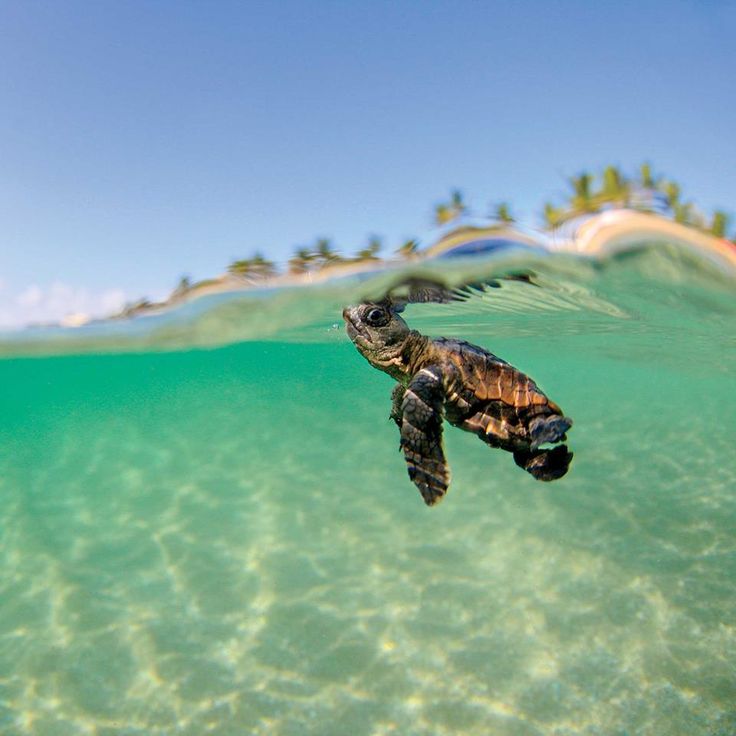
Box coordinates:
[343,301,573,505]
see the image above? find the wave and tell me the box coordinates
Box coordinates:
[1,240,734,359]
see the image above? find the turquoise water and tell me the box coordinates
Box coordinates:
[1,246,735,735]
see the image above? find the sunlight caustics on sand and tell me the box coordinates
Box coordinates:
[1,244,735,735]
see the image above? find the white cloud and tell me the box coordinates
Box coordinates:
[17,284,44,308]
[0,282,128,329]
[99,288,127,313]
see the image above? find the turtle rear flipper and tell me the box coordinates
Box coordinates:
[513,445,572,481]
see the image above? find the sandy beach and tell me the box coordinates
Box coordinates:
[569,210,736,268]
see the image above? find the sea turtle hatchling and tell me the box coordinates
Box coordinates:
[343,301,573,505]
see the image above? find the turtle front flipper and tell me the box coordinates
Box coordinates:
[399,367,449,506]
[390,384,405,428]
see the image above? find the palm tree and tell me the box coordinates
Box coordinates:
[355,235,382,261]
[288,246,314,274]
[395,238,419,259]
[314,238,342,269]
[434,188,466,226]
[227,259,252,278]
[569,171,596,213]
[673,201,693,225]
[710,210,729,238]
[662,180,681,209]
[600,165,629,205]
[228,253,276,280]
[450,189,465,214]
[640,162,655,189]
[172,275,191,299]
[248,252,276,279]
[491,202,515,224]
[542,202,565,229]
[434,203,454,225]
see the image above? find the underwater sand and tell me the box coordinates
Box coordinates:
[0,246,735,735]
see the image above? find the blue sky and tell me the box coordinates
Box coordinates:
[1,0,734,326]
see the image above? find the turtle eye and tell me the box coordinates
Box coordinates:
[365,307,388,326]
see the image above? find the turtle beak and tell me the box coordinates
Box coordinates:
[343,307,370,347]
[343,307,359,339]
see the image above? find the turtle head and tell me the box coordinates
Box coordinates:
[343,301,412,373]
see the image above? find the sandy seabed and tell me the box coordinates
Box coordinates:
[0,337,734,736]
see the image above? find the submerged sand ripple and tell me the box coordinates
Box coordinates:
[0,340,734,735]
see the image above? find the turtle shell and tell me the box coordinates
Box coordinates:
[426,338,565,447]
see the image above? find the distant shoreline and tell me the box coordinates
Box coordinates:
[570,209,736,267]
[100,208,735,327]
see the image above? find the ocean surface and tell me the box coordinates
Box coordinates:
[1,244,735,735]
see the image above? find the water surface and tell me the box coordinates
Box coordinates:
[1,245,735,735]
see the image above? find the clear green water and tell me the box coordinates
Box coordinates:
[1,247,735,735]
